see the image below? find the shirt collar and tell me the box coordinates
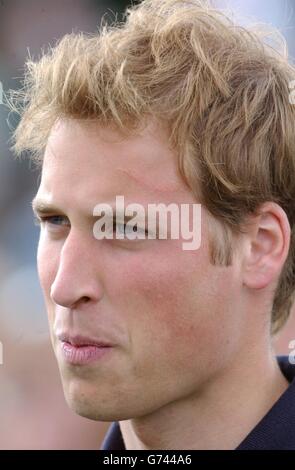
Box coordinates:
[101,356,295,450]
[236,356,295,449]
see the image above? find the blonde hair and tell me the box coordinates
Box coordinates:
[8,0,295,334]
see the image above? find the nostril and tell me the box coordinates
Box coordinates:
[81,296,90,304]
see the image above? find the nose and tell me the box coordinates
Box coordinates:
[50,231,104,309]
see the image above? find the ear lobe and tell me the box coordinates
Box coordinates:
[242,203,291,290]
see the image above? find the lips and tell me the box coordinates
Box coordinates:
[57,333,113,348]
[57,333,114,365]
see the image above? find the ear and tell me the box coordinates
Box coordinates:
[242,202,291,290]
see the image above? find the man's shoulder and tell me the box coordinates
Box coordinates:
[237,356,295,450]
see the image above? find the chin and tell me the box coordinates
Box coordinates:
[67,397,137,422]
[68,400,106,421]
[62,381,133,422]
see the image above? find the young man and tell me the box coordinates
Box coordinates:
[9,0,295,449]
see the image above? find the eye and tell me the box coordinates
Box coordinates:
[34,215,70,228]
[113,221,149,238]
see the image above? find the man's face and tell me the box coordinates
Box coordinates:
[34,119,245,421]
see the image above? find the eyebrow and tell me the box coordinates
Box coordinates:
[31,198,147,223]
[32,198,63,216]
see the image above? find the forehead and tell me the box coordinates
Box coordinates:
[37,119,192,207]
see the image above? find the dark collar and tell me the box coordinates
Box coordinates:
[101,356,295,450]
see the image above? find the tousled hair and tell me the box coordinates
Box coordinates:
[7,0,295,334]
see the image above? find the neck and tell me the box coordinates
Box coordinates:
[119,346,289,450]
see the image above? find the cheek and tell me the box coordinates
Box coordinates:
[37,238,59,314]
[108,246,215,354]
[106,244,238,369]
